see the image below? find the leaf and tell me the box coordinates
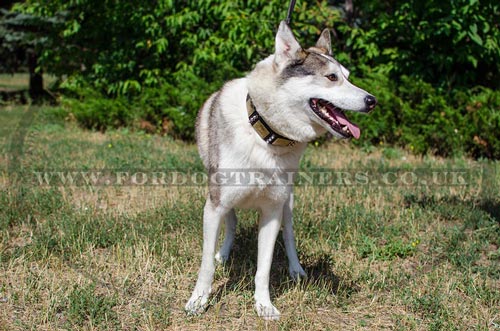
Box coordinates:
[468,30,483,46]
[470,23,478,35]
[467,55,478,68]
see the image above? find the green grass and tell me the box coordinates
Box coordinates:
[0,105,499,330]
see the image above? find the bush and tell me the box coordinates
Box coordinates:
[62,88,134,131]
[133,70,221,140]
[61,70,218,139]
[36,0,344,140]
[350,71,500,158]
[462,87,500,159]
[343,0,500,89]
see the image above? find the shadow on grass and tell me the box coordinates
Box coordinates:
[404,193,500,224]
[209,223,359,310]
[0,90,29,104]
[479,199,500,223]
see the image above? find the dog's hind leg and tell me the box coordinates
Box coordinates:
[254,204,283,320]
[215,208,237,263]
[185,197,227,315]
[283,192,306,280]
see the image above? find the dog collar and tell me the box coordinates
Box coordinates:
[246,94,296,147]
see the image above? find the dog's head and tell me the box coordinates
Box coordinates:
[250,21,376,142]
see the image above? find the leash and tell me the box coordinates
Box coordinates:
[285,0,297,25]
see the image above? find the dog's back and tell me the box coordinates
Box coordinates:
[195,91,218,170]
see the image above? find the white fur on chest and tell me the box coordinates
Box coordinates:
[218,143,304,209]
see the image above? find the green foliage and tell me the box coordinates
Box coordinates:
[351,72,500,158]
[134,71,221,140]
[62,86,134,131]
[0,8,64,72]
[33,0,342,139]
[345,0,500,89]
[11,0,342,95]
[60,71,219,139]
[6,0,500,158]
[461,87,500,159]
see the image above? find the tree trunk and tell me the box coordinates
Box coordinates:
[345,0,354,25]
[28,50,44,101]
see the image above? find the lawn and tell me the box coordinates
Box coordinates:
[0,73,57,91]
[0,105,499,330]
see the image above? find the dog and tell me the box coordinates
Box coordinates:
[185,21,376,320]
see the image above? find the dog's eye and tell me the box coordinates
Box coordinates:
[326,73,338,81]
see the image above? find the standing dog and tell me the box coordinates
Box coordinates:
[185,21,376,320]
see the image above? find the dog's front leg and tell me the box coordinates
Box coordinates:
[254,205,283,320]
[282,192,306,280]
[185,197,226,315]
[215,208,237,263]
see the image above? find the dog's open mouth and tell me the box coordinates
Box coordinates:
[309,98,360,139]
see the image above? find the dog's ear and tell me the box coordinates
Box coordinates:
[274,21,303,70]
[315,28,332,55]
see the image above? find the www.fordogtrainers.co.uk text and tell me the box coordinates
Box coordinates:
[27,168,480,187]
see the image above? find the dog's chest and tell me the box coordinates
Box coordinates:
[218,142,304,209]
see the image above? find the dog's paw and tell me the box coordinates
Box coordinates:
[215,251,229,264]
[255,302,281,320]
[289,263,306,281]
[185,290,210,315]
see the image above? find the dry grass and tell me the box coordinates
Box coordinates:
[1,106,499,330]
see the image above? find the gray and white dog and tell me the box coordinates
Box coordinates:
[186,21,376,320]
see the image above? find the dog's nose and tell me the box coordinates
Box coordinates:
[364,95,377,111]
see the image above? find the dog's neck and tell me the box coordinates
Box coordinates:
[246,94,297,147]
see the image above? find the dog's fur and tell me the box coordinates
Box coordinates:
[185,21,376,320]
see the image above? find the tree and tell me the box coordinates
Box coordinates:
[0,8,63,101]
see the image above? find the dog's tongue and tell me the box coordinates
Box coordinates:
[333,109,361,139]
